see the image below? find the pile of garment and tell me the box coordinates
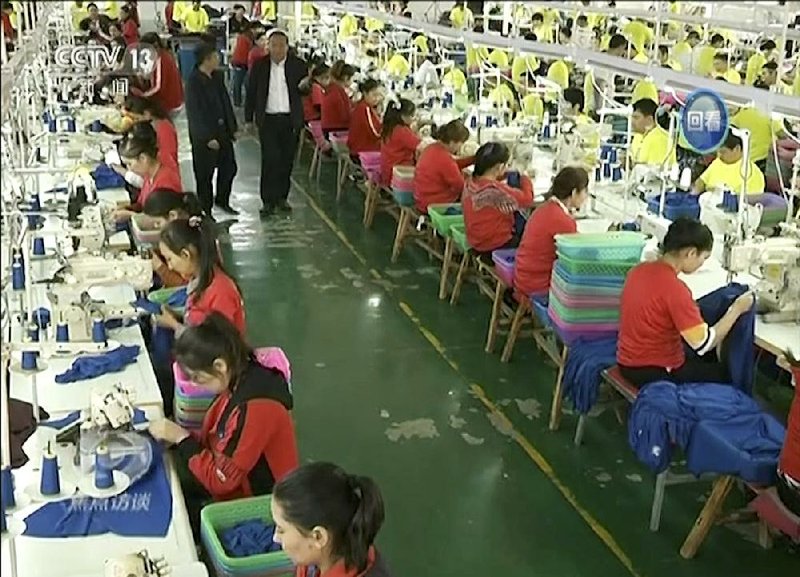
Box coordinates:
[221,520,283,558]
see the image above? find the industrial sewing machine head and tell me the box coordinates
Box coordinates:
[104,551,170,577]
[89,383,137,430]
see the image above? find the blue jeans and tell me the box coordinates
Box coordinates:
[231,66,247,106]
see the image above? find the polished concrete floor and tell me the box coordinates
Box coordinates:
[178,123,798,577]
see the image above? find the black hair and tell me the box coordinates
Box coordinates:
[576,15,588,25]
[658,45,669,57]
[87,2,98,9]
[195,43,218,67]
[710,33,724,46]
[608,34,627,50]
[713,51,728,62]
[687,30,700,40]
[721,130,742,150]
[120,4,131,17]
[661,218,713,254]
[632,98,658,119]
[311,62,330,80]
[120,123,159,160]
[760,39,777,52]
[381,98,415,141]
[523,31,537,42]
[563,87,584,112]
[173,312,251,383]
[762,61,778,71]
[473,142,510,177]
[359,78,382,95]
[140,32,164,50]
[331,60,356,82]
[159,216,230,300]
[143,190,204,219]
[124,95,167,120]
[431,120,469,144]
[560,26,572,39]
[233,3,246,11]
[267,29,289,42]
[547,166,589,200]
[532,12,544,23]
[273,462,385,574]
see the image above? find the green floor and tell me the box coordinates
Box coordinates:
[187,132,797,577]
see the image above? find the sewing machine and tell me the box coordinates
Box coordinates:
[104,551,170,577]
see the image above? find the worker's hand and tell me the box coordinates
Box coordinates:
[155,305,181,331]
[207,139,220,150]
[112,208,135,222]
[731,291,755,315]
[148,419,190,444]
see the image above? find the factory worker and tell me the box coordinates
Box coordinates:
[347,79,384,158]
[302,63,330,123]
[692,131,765,196]
[694,33,725,78]
[753,61,779,90]
[745,40,776,86]
[70,1,89,30]
[442,66,467,94]
[183,1,210,34]
[546,59,570,90]
[131,33,185,117]
[672,30,700,73]
[149,313,297,537]
[272,462,393,577]
[514,167,589,298]
[463,142,535,253]
[321,61,355,138]
[730,103,785,171]
[380,98,422,187]
[123,96,179,168]
[414,55,440,88]
[712,52,741,84]
[623,17,654,55]
[384,52,411,78]
[531,12,553,44]
[630,98,676,167]
[777,354,800,516]
[657,45,682,71]
[413,120,473,212]
[338,12,358,40]
[449,1,473,30]
[512,53,540,85]
[617,218,755,387]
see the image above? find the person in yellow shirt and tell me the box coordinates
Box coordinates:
[487,49,509,69]
[693,132,765,195]
[631,98,676,167]
[385,52,411,78]
[531,12,553,44]
[442,66,467,94]
[672,30,700,73]
[183,1,209,34]
[712,53,741,84]
[512,54,539,85]
[658,45,682,71]
[520,91,544,123]
[366,17,384,33]
[466,43,489,73]
[745,39,776,86]
[754,61,779,90]
[488,81,517,113]
[71,1,89,30]
[259,1,277,21]
[102,0,118,19]
[730,104,784,170]
[547,59,570,90]
[173,1,191,25]
[694,33,725,77]
[412,33,430,55]
[623,18,654,55]
[338,12,358,40]
[632,78,658,103]
[449,2,473,30]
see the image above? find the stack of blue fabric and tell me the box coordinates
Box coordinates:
[221,520,282,558]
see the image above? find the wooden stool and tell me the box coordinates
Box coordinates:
[547,342,570,431]
[391,205,420,263]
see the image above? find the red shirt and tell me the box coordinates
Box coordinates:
[463,175,534,253]
[617,261,705,370]
[148,50,184,113]
[231,34,252,67]
[380,125,421,186]
[413,142,473,212]
[121,18,139,45]
[186,269,246,334]
[165,2,174,27]
[296,547,385,577]
[154,118,179,168]
[347,100,382,155]
[514,199,577,296]
[136,163,182,209]
[320,82,351,131]
[780,366,800,482]
[247,45,266,70]
[303,82,325,122]
[2,13,14,40]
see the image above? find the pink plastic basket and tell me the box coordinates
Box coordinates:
[549,282,621,309]
[548,308,618,345]
[491,249,516,287]
[359,152,381,168]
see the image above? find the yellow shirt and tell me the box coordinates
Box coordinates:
[745,52,767,86]
[489,84,516,110]
[520,94,544,122]
[487,49,509,69]
[547,60,569,90]
[260,1,277,20]
[633,52,649,64]
[695,45,717,77]
[632,79,658,103]
[183,8,209,33]
[672,41,692,72]
[699,158,765,195]
[534,24,553,44]
[449,6,472,29]
[466,44,489,70]
[302,2,316,18]
[71,3,89,30]
[173,1,191,23]
[442,68,467,93]
[338,14,358,40]
[716,69,741,84]
[413,35,429,55]
[366,18,384,32]
[731,107,783,163]
[624,21,653,54]
[103,1,119,19]
[636,125,677,166]
[385,53,411,78]
[512,55,539,85]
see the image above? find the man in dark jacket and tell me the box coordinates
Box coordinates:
[244,29,308,218]
[185,42,239,216]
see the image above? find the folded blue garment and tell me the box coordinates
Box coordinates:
[222,520,282,558]
[443,206,462,216]
[55,345,140,384]
[41,408,148,430]
[165,287,188,308]
[132,298,163,315]
[23,438,172,538]
[91,163,126,190]
[563,338,618,414]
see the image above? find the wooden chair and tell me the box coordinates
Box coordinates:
[307,121,333,185]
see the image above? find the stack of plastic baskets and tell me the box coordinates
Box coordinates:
[359,152,382,185]
[391,165,415,206]
[427,203,464,236]
[173,363,216,430]
[329,131,349,155]
[548,232,646,344]
[201,495,294,577]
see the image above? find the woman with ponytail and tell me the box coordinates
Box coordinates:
[272,462,393,577]
[155,215,245,334]
[123,95,179,168]
[379,97,421,187]
[321,61,356,138]
[347,78,383,158]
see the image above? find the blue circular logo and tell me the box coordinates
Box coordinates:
[680,89,729,154]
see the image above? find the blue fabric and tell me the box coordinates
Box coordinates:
[443,206,462,216]
[91,163,126,190]
[165,287,188,308]
[132,298,163,315]
[221,520,282,557]
[23,438,172,538]
[41,408,148,430]
[628,381,785,482]
[54,345,141,384]
[150,327,175,369]
[563,338,618,414]
[695,283,755,394]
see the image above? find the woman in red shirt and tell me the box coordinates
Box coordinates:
[413,120,472,212]
[230,21,260,106]
[123,95,179,168]
[302,63,330,122]
[380,98,421,187]
[347,79,383,158]
[115,125,183,221]
[155,215,245,334]
[617,219,754,387]
[513,167,588,298]
[321,61,355,138]
[462,142,534,253]
[778,354,800,516]
[132,33,185,117]
[271,462,394,577]
[119,4,139,44]
[246,29,268,72]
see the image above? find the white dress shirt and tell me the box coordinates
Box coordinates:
[266,58,291,114]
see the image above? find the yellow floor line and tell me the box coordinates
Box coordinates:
[293,178,643,577]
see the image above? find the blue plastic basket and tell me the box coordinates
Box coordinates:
[392,189,415,207]
[646,193,701,221]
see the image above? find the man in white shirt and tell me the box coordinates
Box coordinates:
[245,29,309,217]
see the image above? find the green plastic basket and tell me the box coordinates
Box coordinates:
[201,495,294,577]
[554,232,646,262]
[549,294,620,323]
[451,224,471,253]
[556,253,638,278]
[148,286,187,316]
[427,204,464,236]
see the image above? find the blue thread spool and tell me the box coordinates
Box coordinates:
[601,145,612,161]
[21,351,38,371]
[91,317,107,344]
[42,110,51,124]
[608,148,618,164]
[0,502,6,533]
[485,115,493,128]
[39,449,61,496]
[56,323,69,343]
[91,120,103,132]
[33,237,46,256]
[11,256,24,291]
[612,164,623,182]
[48,118,57,133]
[30,193,41,212]
[94,446,114,490]
[27,324,39,342]
[1,468,16,509]
[470,115,478,129]
[66,118,76,133]
[33,308,51,330]
[603,162,612,179]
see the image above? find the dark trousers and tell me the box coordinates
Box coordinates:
[231,65,247,106]
[259,114,299,209]
[191,139,237,215]
[619,356,729,388]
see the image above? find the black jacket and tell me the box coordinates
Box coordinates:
[185,68,238,145]
[245,53,308,130]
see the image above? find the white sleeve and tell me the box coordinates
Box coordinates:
[125,170,144,188]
